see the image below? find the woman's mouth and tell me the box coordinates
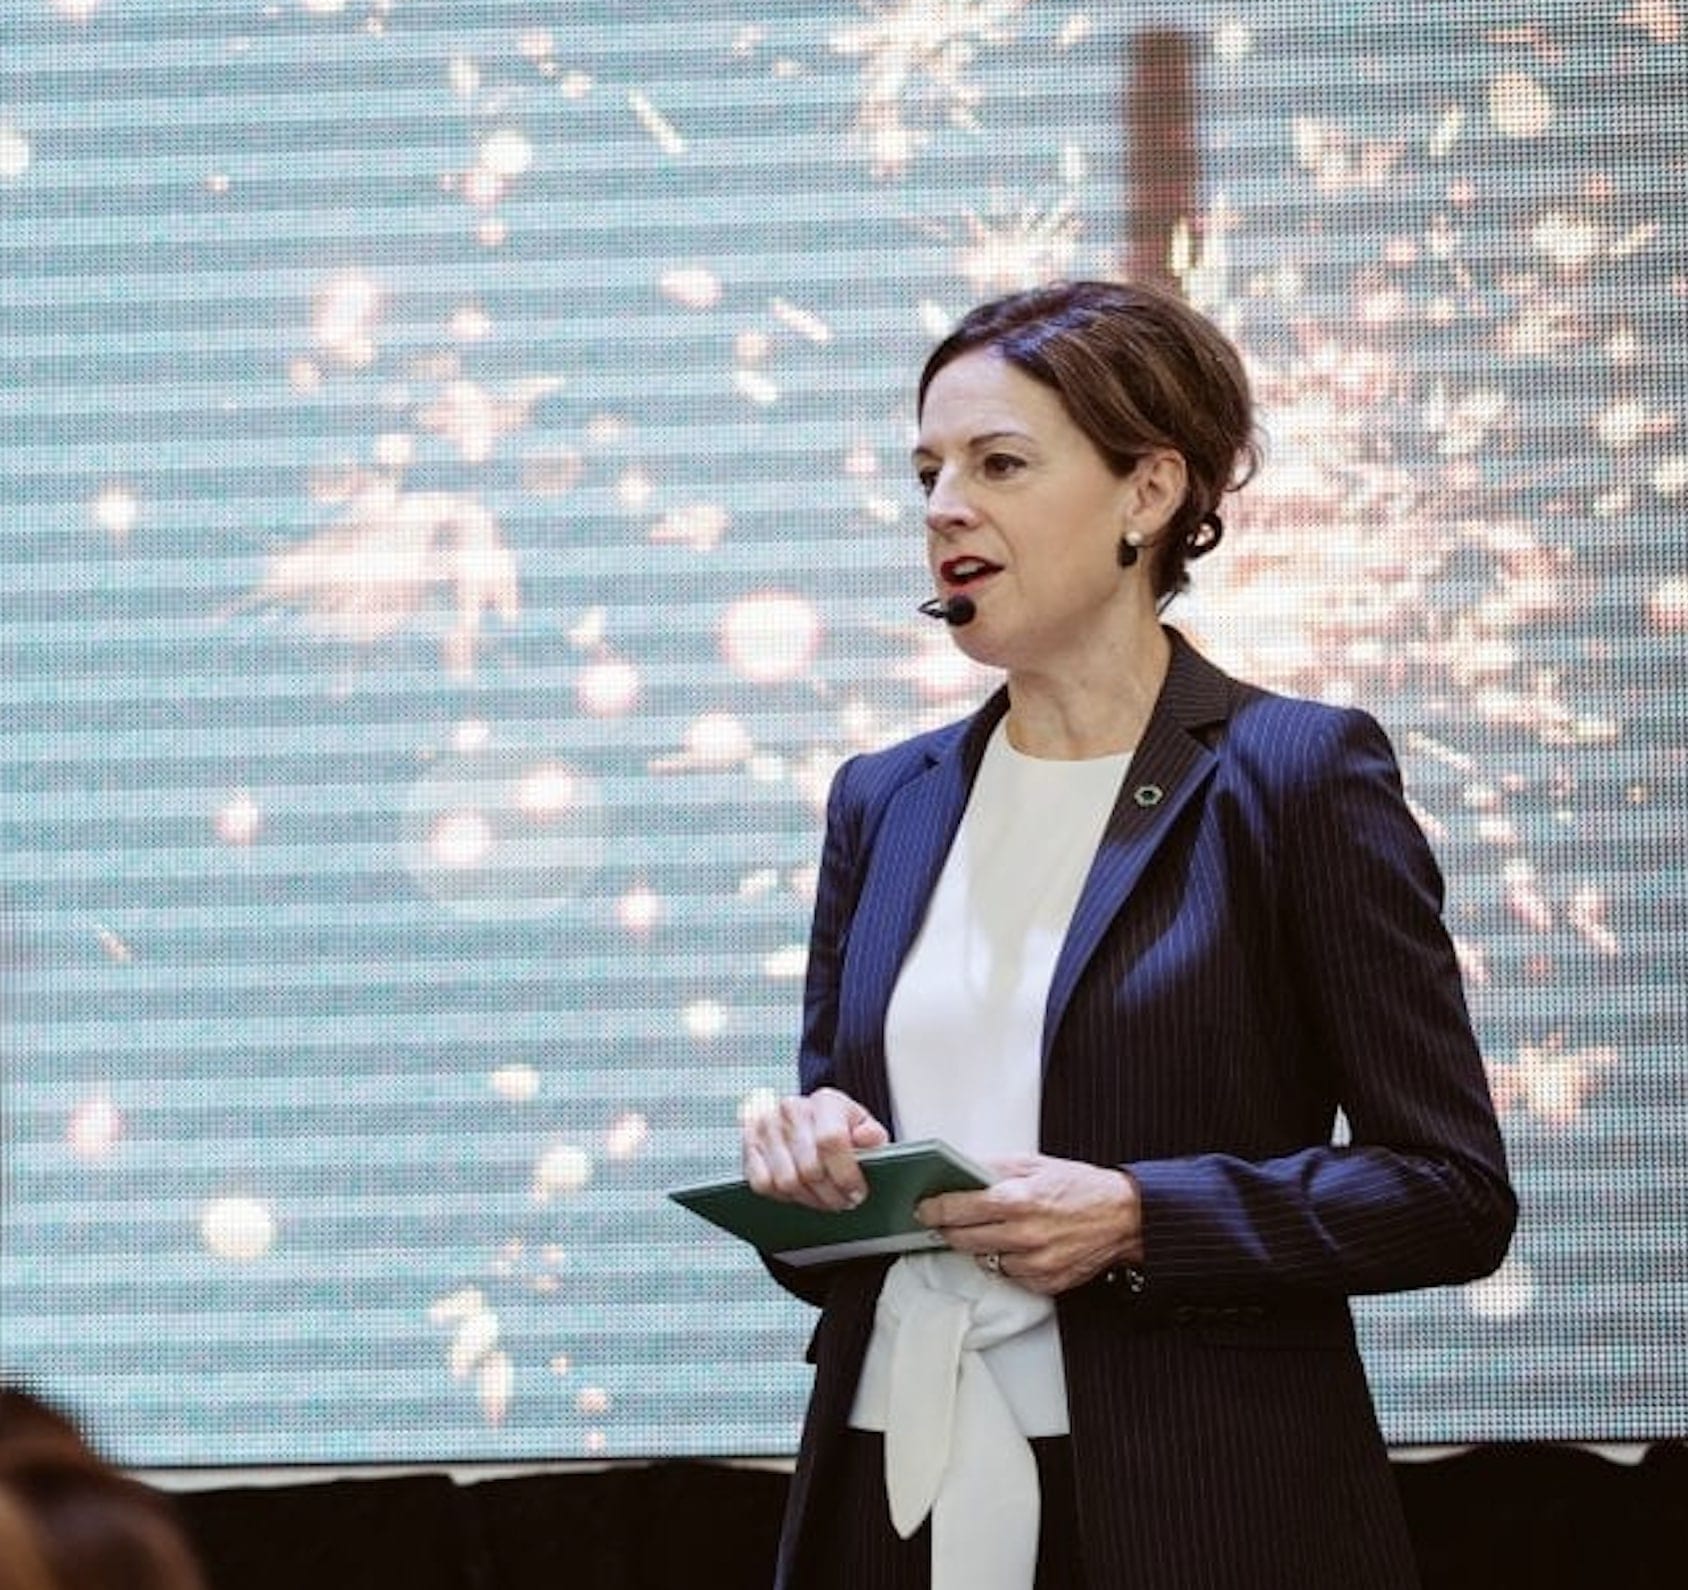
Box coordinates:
[939,556,1001,589]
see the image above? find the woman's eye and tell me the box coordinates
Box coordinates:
[915,469,938,496]
[981,453,1024,479]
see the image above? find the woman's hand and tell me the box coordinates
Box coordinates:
[741,1087,890,1212]
[916,1153,1144,1295]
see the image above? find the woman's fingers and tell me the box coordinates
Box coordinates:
[917,1156,1143,1293]
[741,1088,885,1210]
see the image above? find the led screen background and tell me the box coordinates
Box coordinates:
[1,0,1684,1466]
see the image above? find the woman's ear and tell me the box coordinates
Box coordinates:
[1126,449,1189,537]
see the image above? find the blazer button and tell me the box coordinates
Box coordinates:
[1104,1265,1148,1295]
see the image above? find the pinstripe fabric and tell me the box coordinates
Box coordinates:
[772,629,1517,1590]
[801,1431,1086,1590]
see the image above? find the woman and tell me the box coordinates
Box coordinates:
[741,280,1516,1590]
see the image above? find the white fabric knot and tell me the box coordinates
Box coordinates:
[853,1251,1055,1590]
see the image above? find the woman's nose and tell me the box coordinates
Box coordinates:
[924,469,976,532]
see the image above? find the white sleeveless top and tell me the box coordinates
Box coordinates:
[851,720,1131,1438]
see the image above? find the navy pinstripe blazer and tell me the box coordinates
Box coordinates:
[772,629,1516,1589]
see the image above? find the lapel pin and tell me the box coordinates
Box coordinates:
[1132,784,1164,808]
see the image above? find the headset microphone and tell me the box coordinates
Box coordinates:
[917,594,977,626]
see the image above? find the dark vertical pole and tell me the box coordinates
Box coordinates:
[1125,30,1198,290]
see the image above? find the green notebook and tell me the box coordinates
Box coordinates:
[668,1139,995,1266]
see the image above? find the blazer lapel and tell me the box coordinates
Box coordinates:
[840,634,1238,1092]
[842,696,1007,1126]
[1041,632,1235,1066]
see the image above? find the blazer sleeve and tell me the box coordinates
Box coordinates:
[795,754,864,1099]
[1125,706,1518,1303]
[758,754,868,1309]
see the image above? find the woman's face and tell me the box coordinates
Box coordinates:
[914,347,1173,675]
